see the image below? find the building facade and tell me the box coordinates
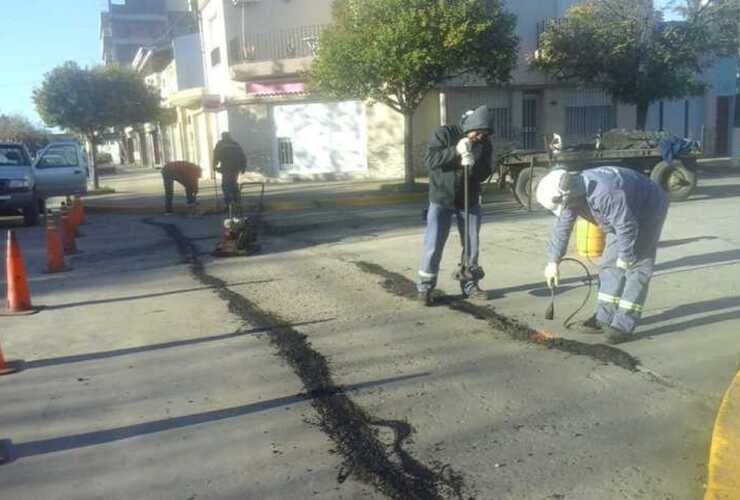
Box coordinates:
[194,0,390,180]
[100,0,191,66]
[105,0,738,178]
[131,33,206,169]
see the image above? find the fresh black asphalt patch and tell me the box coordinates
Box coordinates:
[145,219,474,500]
[353,261,640,372]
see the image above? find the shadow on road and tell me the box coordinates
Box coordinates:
[657,236,718,249]
[0,372,428,464]
[689,182,740,201]
[42,280,275,311]
[24,318,335,369]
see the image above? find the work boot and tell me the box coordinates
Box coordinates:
[417,289,434,307]
[576,315,605,334]
[461,283,488,300]
[605,326,632,345]
[417,289,445,306]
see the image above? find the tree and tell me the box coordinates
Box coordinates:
[0,113,49,154]
[531,0,739,130]
[33,62,163,188]
[310,0,518,186]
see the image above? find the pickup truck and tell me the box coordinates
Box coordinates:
[0,141,88,226]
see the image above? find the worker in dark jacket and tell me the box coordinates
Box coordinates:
[536,166,669,344]
[416,105,494,305]
[161,161,201,214]
[213,132,247,209]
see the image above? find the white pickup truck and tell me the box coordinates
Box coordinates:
[0,141,88,226]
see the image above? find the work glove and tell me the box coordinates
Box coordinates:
[544,262,560,288]
[616,258,632,270]
[456,138,474,167]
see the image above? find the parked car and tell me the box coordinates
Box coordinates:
[0,141,88,226]
[34,141,89,197]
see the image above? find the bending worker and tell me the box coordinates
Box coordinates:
[213,132,247,210]
[161,161,201,215]
[536,166,668,344]
[416,105,494,305]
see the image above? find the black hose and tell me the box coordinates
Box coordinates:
[558,257,594,329]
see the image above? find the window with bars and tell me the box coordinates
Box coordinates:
[277,138,294,170]
[229,37,242,64]
[490,107,512,140]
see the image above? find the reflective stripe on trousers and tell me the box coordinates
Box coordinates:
[417,202,481,292]
[595,207,666,334]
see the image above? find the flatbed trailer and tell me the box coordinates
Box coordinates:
[497,146,699,209]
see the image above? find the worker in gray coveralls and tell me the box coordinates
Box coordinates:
[536,166,669,344]
[416,105,494,305]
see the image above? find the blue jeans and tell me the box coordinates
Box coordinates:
[595,205,668,334]
[221,170,240,206]
[417,203,482,294]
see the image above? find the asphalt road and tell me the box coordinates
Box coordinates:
[0,166,738,499]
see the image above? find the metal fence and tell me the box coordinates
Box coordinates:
[230,25,326,65]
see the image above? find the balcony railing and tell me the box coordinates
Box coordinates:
[229,24,326,65]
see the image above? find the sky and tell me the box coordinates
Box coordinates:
[0,0,110,125]
[1,0,681,128]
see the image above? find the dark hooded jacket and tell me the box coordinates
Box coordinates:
[213,136,247,174]
[424,105,494,209]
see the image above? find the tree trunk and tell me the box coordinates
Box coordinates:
[636,101,649,131]
[87,133,100,190]
[403,112,415,188]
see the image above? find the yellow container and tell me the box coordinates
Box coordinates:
[576,218,605,257]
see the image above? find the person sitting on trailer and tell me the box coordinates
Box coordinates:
[416,105,494,306]
[536,166,669,344]
[161,161,201,215]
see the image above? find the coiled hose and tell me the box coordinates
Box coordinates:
[546,257,595,329]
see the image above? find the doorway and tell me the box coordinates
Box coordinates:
[522,92,541,150]
[715,96,731,156]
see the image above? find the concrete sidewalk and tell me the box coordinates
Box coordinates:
[84,167,432,214]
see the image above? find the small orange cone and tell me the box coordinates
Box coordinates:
[2,231,38,316]
[45,217,66,273]
[72,196,86,226]
[60,205,77,254]
[0,343,20,376]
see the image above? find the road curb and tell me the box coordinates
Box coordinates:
[705,369,740,500]
[84,192,427,215]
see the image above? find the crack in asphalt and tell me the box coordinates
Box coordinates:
[144,219,475,500]
[353,261,641,372]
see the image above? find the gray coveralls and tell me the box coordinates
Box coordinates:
[547,166,668,335]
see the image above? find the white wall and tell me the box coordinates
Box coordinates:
[273,101,367,176]
[200,0,231,97]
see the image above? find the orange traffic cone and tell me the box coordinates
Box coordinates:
[45,217,66,273]
[72,196,86,226]
[0,343,20,376]
[60,205,77,254]
[2,230,38,316]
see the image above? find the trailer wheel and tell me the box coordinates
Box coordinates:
[650,159,697,201]
[514,166,550,210]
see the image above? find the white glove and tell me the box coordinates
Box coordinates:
[544,262,560,288]
[456,138,475,166]
[616,258,631,270]
[456,137,472,155]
